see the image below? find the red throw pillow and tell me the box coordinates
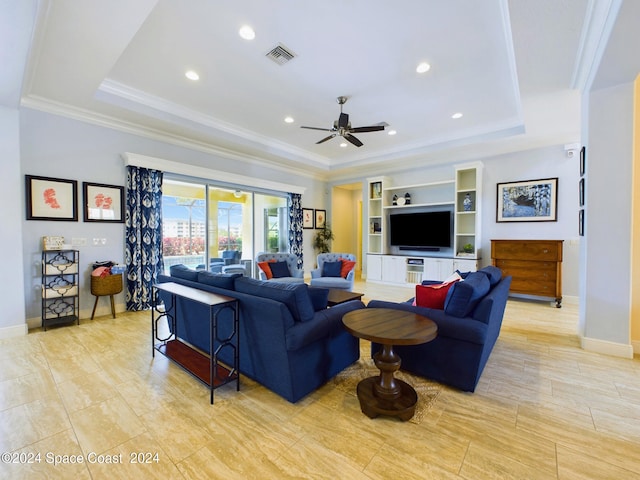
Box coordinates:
[415,280,458,309]
[257,260,275,280]
[339,258,356,278]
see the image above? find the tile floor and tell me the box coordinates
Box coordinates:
[1,279,639,479]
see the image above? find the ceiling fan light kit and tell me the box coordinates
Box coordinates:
[301,96,385,147]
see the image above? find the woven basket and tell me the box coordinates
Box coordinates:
[91,273,123,296]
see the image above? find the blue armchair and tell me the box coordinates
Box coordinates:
[197,250,241,273]
[310,253,356,290]
[255,252,304,283]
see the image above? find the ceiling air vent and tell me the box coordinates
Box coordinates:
[265,44,296,65]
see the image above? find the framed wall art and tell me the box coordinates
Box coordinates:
[302,208,314,229]
[580,146,586,176]
[496,177,558,222]
[314,209,326,229]
[83,182,125,222]
[26,175,78,221]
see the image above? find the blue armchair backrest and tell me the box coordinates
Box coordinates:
[255,252,303,278]
[222,250,240,264]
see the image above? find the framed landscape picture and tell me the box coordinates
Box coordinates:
[26,175,78,221]
[83,182,125,222]
[496,177,558,222]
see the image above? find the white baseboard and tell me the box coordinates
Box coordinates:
[581,336,634,359]
[0,322,28,339]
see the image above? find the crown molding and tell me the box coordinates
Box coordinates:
[571,0,623,91]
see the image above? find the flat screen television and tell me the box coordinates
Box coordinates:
[389,211,452,249]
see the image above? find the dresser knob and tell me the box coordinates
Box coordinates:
[543,249,548,253]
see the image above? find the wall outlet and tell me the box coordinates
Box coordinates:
[72,237,87,247]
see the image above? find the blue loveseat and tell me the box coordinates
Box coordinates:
[156,266,365,403]
[368,266,512,392]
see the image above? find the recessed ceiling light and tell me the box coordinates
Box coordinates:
[239,25,255,40]
[388,129,397,136]
[340,142,348,148]
[416,62,431,74]
[452,112,463,119]
[185,70,199,81]
[284,116,294,124]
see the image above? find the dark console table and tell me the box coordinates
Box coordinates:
[152,282,239,404]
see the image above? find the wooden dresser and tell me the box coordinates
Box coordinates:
[491,239,563,307]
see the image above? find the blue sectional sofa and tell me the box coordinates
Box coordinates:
[368,266,512,392]
[156,266,365,403]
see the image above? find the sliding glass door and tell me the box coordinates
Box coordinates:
[162,178,289,276]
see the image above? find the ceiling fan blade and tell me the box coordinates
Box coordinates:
[344,134,363,147]
[301,126,334,132]
[338,112,349,129]
[350,125,385,133]
[316,134,336,144]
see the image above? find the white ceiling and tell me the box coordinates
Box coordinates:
[5,0,637,179]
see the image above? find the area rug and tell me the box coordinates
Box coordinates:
[333,358,441,424]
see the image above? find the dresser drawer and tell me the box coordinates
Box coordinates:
[495,259,557,274]
[491,240,562,261]
[510,278,558,296]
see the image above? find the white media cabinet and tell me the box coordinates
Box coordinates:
[366,162,482,286]
[366,254,478,286]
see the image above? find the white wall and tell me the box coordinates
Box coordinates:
[583,82,634,349]
[1,106,27,337]
[20,108,327,327]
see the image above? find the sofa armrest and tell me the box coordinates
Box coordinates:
[310,268,321,279]
[286,300,365,351]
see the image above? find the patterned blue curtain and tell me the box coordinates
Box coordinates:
[125,166,163,310]
[288,193,303,270]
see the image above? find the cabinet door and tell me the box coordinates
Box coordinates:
[423,258,454,281]
[382,256,406,284]
[453,259,478,273]
[366,254,382,281]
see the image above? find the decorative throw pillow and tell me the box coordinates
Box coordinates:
[339,259,356,278]
[415,280,458,309]
[257,260,274,279]
[269,261,291,278]
[170,264,199,281]
[308,287,329,311]
[322,261,343,277]
[444,272,490,317]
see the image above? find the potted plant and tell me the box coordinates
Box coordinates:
[463,243,474,254]
[313,224,334,253]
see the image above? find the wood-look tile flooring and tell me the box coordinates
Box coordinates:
[2,279,640,479]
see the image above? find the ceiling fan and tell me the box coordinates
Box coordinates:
[300,96,385,147]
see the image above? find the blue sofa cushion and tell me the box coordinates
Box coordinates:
[197,271,240,290]
[478,265,502,286]
[170,264,199,281]
[308,287,329,311]
[322,261,342,277]
[444,271,490,318]
[269,261,291,278]
[234,277,315,322]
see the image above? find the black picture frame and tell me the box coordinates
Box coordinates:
[580,146,586,177]
[496,177,558,222]
[314,209,326,229]
[83,182,125,223]
[579,178,585,207]
[579,209,584,236]
[26,175,78,221]
[302,208,314,229]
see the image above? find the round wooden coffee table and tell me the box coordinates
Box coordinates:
[342,308,437,421]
